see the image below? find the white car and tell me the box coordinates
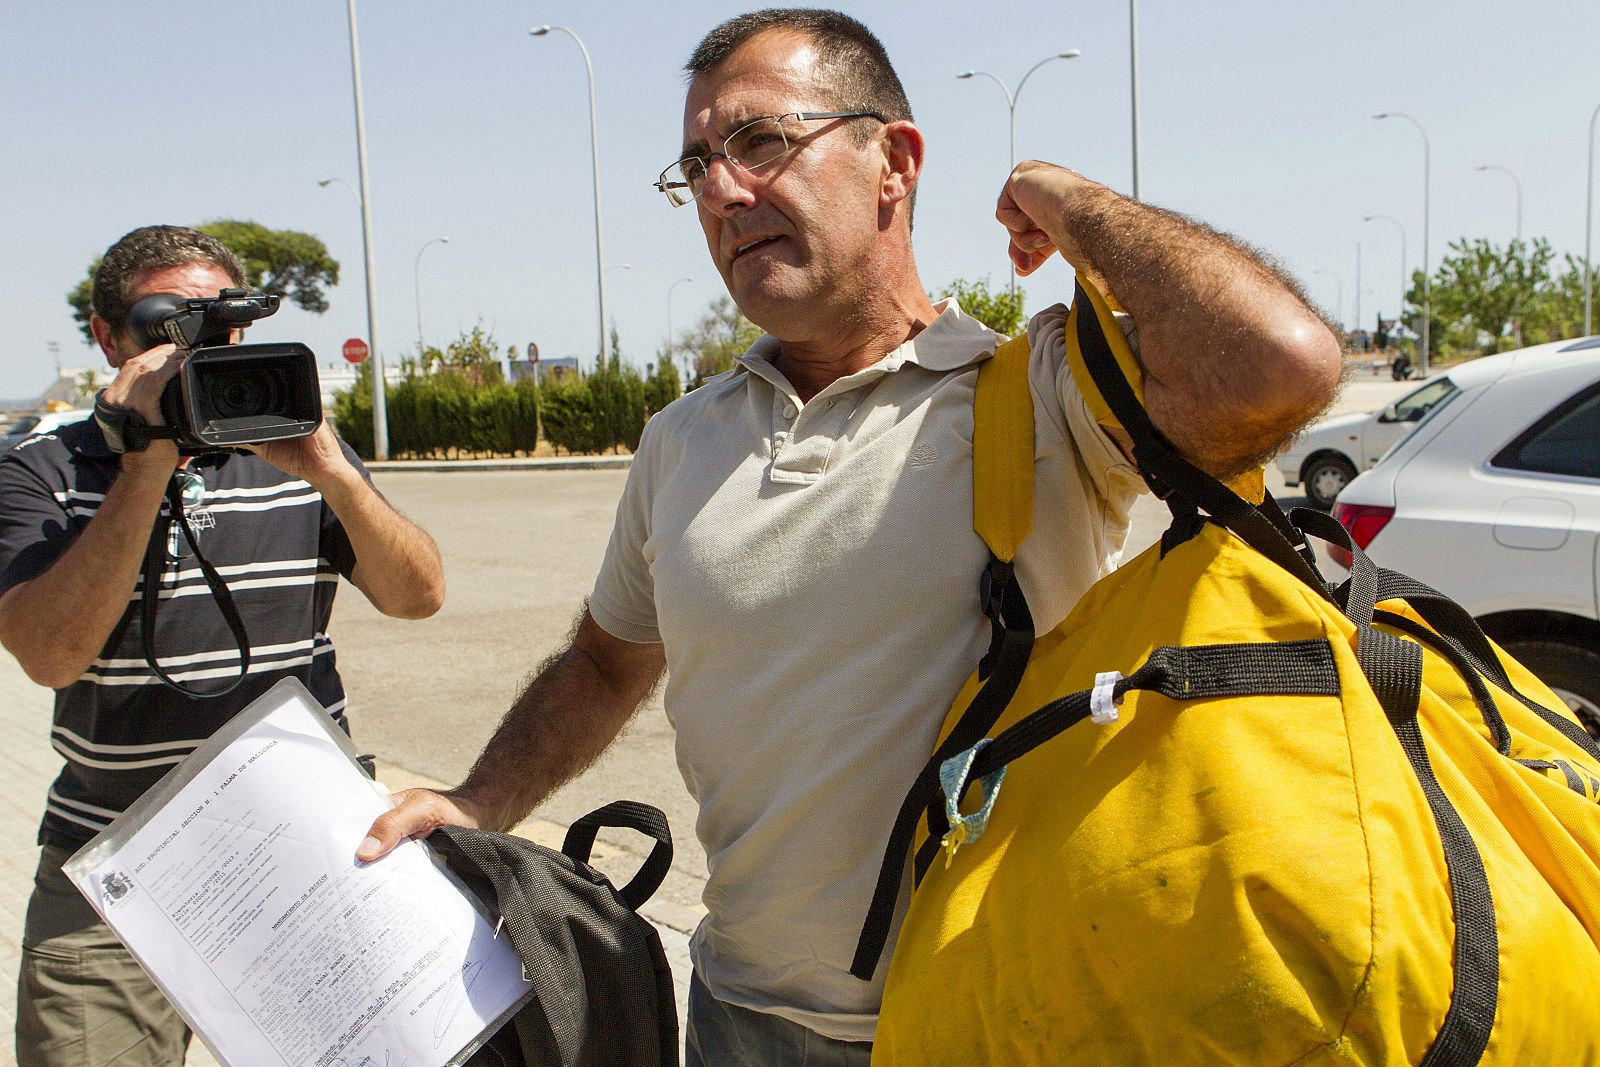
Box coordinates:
[1277,374,1460,509]
[0,408,94,451]
[1332,336,1600,730]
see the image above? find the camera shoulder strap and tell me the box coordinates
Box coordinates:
[139,475,252,698]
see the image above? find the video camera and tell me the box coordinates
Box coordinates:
[125,288,321,454]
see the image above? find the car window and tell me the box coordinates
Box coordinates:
[2,415,40,436]
[1492,383,1600,480]
[1388,377,1457,422]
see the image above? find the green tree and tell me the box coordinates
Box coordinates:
[197,220,340,313]
[587,354,649,453]
[935,276,1025,335]
[680,296,763,385]
[66,221,339,343]
[440,322,504,386]
[67,267,97,345]
[1523,253,1590,344]
[540,376,606,454]
[646,351,683,414]
[1409,238,1555,358]
[332,358,375,457]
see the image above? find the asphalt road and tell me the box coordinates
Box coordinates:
[332,371,1417,911]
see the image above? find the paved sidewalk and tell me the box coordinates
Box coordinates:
[0,653,696,1066]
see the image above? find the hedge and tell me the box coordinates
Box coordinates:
[332,358,679,460]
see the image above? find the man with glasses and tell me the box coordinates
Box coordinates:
[0,225,446,1067]
[362,9,1341,1064]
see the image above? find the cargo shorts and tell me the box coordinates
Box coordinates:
[15,845,191,1067]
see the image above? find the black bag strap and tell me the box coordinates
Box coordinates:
[851,638,1343,981]
[849,327,1049,990]
[1070,280,1333,600]
[562,800,674,912]
[139,474,251,698]
[1289,506,1600,762]
[1289,505,1383,627]
[1353,625,1497,1066]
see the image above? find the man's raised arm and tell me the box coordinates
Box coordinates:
[249,424,445,620]
[997,160,1343,479]
[357,608,666,860]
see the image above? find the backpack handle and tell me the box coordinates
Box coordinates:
[563,800,674,911]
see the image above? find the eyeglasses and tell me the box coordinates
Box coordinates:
[655,111,888,207]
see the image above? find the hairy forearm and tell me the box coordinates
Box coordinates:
[0,455,173,687]
[455,613,665,832]
[1045,178,1341,476]
[318,468,444,619]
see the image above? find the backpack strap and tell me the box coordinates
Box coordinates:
[854,336,1038,985]
[973,334,1035,565]
[1068,275,1332,599]
[1354,626,1498,1065]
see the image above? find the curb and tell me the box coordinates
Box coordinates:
[365,456,632,473]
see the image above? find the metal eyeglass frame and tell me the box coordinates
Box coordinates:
[655,110,888,206]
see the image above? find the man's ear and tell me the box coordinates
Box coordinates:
[879,120,925,208]
[88,313,120,366]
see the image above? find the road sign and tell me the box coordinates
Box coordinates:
[342,338,369,364]
[526,341,540,363]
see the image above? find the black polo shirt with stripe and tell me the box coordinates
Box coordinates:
[0,419,366,850]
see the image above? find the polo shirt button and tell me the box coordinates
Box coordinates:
[782,403,798,420]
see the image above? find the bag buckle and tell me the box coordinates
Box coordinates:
[979,558,1014,624]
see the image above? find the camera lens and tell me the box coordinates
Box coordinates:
[205,368,287,419]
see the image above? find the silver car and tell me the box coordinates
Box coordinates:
[1333,336,1600,729]
[1277,374,1459,509]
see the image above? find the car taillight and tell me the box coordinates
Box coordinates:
[1329,501,1395,569]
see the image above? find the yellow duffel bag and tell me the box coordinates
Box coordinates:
[853,278,1600,1064]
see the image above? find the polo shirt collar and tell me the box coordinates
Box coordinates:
[733,299,1002,395]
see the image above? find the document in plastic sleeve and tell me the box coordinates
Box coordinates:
[63,677,533,1067]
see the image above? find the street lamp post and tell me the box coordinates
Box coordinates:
[1586,101,1600,336]
[1355,242,1363,340]
[1374,112,1431,375]
[342,0,388,459]
[318,176,361,207]
[1473,164,1523,242]
[413,236,450,365]
[531,25,608,371]
[957,50,1082,294]
[603,263,632,361]
[667,276,693,370]
[1314,268,1343,332]
[1129,0,1141,200]
[1362,214,1409,318]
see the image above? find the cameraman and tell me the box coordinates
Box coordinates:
[0,225,445,1067]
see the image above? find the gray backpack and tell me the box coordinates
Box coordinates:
[429,802,678,1067]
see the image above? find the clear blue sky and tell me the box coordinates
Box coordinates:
[4,0,1597,401]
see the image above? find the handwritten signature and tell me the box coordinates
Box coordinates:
[432,959,486,1048]
[330,1051,408,1067]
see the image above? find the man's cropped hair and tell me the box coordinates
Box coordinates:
[686,8,914,142]
[92,225,246,337]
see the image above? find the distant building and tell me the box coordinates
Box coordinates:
[508,358,578,384]
[4,366,113,413]
[316,361,405,411]
[543,358,579,383]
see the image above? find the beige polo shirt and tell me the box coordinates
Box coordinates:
[590,299,1144,1042]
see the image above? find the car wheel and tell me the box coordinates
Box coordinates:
[1302,454,1358,511]
[1505,639,1600,740]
